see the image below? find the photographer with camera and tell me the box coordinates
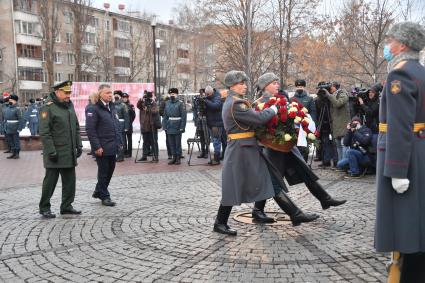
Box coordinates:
[203,86,224,165]
[136,91,161,161]
[335,116,372,178]
[320,81,351,163]
[358,83,381,134]
[192,89,208,159]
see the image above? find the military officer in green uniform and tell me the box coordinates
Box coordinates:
[38,81,83,219]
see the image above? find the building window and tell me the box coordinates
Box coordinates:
[55,33,60,43]
[66,33,73,44]
[15,20,38,36]
[67,53,75,65]
[114,38,131,50]
[177,49,189,59]
[18,67,42,81]
[82,54,90,64]
[88,16,99,28]
[13,0,38,13]
[68,73,74,81]
[84,32,96,45]
[95,75,101,82]
[54,72,62,82]
[114,19,130,33]
[64,11,73,24]
[114,56,130,67]
[105,20,110,31]
[42,50,46,62]
[54,52,61,64]
[158,30,166,38]
[82,73,89,82]
[17,44,42,59]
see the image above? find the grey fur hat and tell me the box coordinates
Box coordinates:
[205,85,214,94]
[257,73,279,90]
[387,22,425,51]
[224,70,248,88]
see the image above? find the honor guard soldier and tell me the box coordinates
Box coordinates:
[25,98,39,136]
[38,81,83,218]
[4,94,24,159]
[113,90,130,162]
[374,22,425,282]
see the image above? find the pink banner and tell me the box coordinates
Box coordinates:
[71,82,154,127]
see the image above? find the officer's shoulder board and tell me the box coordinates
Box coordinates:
[231,96,251,111]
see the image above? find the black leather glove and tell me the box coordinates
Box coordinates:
[49,152,58,162]
[76,147,83,158]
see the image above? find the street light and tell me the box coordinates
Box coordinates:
[151,17,157,96]
[155,39,162,98]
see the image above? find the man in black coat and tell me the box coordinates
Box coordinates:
[122,92,136,157]
[86,84,123,207]
[358,83,381,134]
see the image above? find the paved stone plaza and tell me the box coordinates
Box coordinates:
[0,152,388,282]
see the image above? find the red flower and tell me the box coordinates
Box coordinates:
[288,111,297,118]
[298,111,306,118]
[280,111,288,122]
[301,119,309,127]
[268,128,276,135]
[314,130,320,137]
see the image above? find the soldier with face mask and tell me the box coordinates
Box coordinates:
[3,94,24,159]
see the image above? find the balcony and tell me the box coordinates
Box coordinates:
[82,44,96,54]
[19,80,43,90]
[114,67,130,76]
[14,11,39,22]
[114,49,130,58]
[17,57,42,68]
[81,64,97,73]
[16,34,41,46]
[178,43,190,50]
[177,58,189,65]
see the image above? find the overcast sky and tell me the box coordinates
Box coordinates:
[92,0,182,22]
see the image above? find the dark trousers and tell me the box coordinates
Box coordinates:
[123,130,133,156]
[39,167,76,212]
[117,132,125,160]
[29,122,39,136]
[297,146,309,162]
[95,155,116,200]
[142,131,158,157]
[165,131,172,157]
[401,253,425,283]
[321,134,337,164]
[6,133,20,153]
[198,128,207,153]
[168,133,182,156]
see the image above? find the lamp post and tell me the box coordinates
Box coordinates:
[155,39,161,98]
[151,18,157,96]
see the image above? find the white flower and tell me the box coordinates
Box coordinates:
[308,133,316,140]
[294,116,302,124]
[257,103,265,110]
[301,107,308,113]
[291,102,298,107]
[284,134,292,141]
[289,107,298,112]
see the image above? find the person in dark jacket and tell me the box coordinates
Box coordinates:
[358,83,381,134]
[290,79,317,161]
[204,85,224,165]
[336,116,372,178]
[162,88,187,165]
[113,90,130,162]
[3,94,24,159]
[122,92,136,158]
[136,92,160,161]
[24,98,39,136]
[159,95,172,159]
[38,81,83,218]
[86,84,122,207]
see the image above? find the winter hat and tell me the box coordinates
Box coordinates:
[224,70,248,88]
[168,88,179,94]
[370,83,383,94]
[205,86,214,94]
[295,79,306,87]
[351,116,361,123]
[9,94,19,101]
[256,73,279,90]
[386,22,425,52]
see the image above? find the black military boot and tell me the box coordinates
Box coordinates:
[273,191,319,226]
[3,149,11,153]
[213,204,236,236]
[175,156,181,165]
[252,200,275,223]
[12,152,19,159]
[168,155,176,165]
[6,153,16,159]
[208,153,220,165]
[305,181,347,210]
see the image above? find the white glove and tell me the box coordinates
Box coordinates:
[391,178,410,194]
[269,105,278,115]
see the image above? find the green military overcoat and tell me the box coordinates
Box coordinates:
[39,93,82,168]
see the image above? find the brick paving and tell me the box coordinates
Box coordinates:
[0,151,388,282]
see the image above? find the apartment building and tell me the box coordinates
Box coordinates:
[0,0,195,104]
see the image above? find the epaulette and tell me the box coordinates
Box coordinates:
[394,60,407,70]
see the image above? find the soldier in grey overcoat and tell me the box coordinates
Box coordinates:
[252,73,346,225]
[213,70,278,236]
[374,22,425,282]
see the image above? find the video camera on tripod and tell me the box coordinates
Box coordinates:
[316,81,332,99]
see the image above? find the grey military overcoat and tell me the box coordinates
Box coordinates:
[221,91,276,206]
[375,59,425,253]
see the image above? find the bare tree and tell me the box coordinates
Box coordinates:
[38,0,60,87]
[128,22,153,82]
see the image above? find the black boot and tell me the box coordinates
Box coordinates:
[213,204,236,236]
[220,147,226,160]
[168,155,176,165]
[197,151,207,158]
[252,200,275,223]
[6,153,16,159]
[273,191,319,226]
[175,156,181,165]
[3,149,11,153]
[208,153,220,165]
[305,181,347,210]
[12,152,19,159]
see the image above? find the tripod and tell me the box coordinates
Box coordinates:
[188,115,212,166]
[135,106,159,163]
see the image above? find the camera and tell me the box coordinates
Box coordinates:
[353,141,367,155]
[143,92,154,107]
[316,81,332,98]
[193,95,207,115]
[350,122,358,129]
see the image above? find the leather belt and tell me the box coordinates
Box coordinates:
[379,123,425,133]
[118,119,125,122]
[169,117,181,120]
[30,115,37,117]
[227,132,255,141]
